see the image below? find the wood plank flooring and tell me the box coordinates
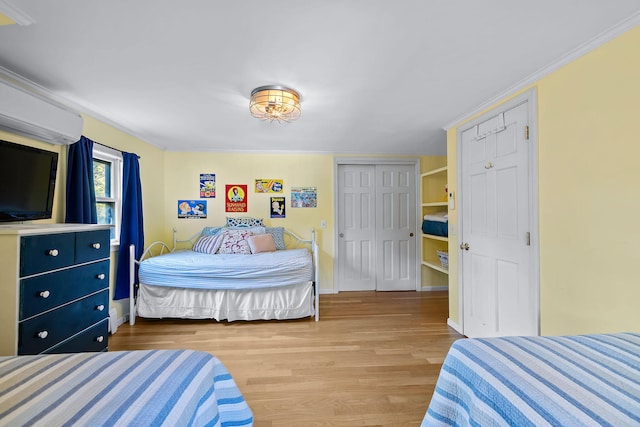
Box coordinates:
[109,291,463,426]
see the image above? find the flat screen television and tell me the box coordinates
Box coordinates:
[0,139,58,222]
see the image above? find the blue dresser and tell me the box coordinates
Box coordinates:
[0,224,112,356]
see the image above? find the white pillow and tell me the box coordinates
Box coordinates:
[217,230,252,255]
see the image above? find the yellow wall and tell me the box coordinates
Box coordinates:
[162,152,335,291]
[447,26,640,335]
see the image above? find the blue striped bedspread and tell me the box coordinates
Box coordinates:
[423,332,640,427]
[139,248,313,290]
[0,350,253,427]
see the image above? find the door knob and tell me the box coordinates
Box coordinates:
[460,242,470,251]
[339,233,344,238]
[409,233,414,237]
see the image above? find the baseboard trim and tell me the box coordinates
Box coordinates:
[420,286,448,292]
[447,318,463,334]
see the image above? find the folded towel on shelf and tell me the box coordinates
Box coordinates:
[423,211,448,223]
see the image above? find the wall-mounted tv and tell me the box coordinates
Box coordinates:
[0,139,58,222]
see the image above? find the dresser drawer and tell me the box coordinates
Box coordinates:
[19,261,110,320]
[44,319,109,354]
[18,289,109,355]
[75,230,110,264]
[20,233,75,276]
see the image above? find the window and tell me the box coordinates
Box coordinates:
[93,145,122,246]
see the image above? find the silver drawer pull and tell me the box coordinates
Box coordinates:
[37,331,48,339]
[92,243,101,249]
[96,304,105,311]
[96,273,106,280]
[39,290,51,298]
[96,336,104,343]
[47,249,59,257]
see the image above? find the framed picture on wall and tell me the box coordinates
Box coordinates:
[291,187,317,208]
[255,179,283,193]
[199,173,216,198]
[178,200,207,218]
[225,184,248,212]
[270,197,285,218]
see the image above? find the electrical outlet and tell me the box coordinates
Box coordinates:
[320,219,327,229]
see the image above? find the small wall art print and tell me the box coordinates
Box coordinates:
[270,196,286,218]
[199,173,216,198]
[178,200,207,219]
[291,187,317,208]
[225,184,248,212]
[255,179,283,193]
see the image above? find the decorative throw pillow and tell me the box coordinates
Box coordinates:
[265,227,286,250]
[225,217,264,228]
[217,229,252,255]
[193,234,224,254]
[247,233,277,254]
[201,226,224,236]
[227,225,266,235]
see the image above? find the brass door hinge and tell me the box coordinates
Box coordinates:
[525,125,529,140]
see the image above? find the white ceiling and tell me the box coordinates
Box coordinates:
[0,1,639,155]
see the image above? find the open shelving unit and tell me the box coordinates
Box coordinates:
[420,164,449,288]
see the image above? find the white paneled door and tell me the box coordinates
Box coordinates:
[337,163,417,292]
[460,100,538,337]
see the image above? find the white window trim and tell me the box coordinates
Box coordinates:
[93,144,122,249]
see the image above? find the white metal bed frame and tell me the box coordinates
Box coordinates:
[129,228,319,325]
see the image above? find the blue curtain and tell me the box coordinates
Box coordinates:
[114,152,144,300]
[65,136,97,224]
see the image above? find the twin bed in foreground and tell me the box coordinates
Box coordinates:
[0,350,253,426]
[423,332,640,426]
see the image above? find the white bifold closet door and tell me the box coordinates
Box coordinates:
[337,163,417,292]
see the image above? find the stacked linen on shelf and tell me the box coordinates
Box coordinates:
[422,211,448,237]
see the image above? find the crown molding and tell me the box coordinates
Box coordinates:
[0,0,35,26]
[0,66,159,148]
[443,11,640,131]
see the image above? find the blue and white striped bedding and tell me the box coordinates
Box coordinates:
[423,332,640,426]
[139,248,313,290]
[0,350,253,427]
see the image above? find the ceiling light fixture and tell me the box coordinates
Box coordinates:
[249,85,301,123]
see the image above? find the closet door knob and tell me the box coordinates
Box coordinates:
[96,273,106,280]
[47,249,59,257]
[37,331,48,339]
[92,243,101,249]
[339,233,344,238]
[39,290,51,298]
[460,242,470,251]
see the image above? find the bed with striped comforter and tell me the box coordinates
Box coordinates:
[423,332,640,426]
[0,349,253,426]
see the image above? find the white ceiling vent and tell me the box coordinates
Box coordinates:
[0,79,83,145]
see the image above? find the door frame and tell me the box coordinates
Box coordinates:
[456,88,540,335]
[333,157,421,293]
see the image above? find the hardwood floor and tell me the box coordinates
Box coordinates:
[109,291,463,426]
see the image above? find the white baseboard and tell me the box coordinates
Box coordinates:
[420,286,448,292]
[447,318,463,335]
[108,312,126,335]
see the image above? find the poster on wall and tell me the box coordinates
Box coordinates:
[291,187,317,208]
[270,197,286,218]
[199,173,216,198]
[255,179,283,193]
[225,184,248,212]
[178,200,207,218]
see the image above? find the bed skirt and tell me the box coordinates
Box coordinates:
[137,281,314,321]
